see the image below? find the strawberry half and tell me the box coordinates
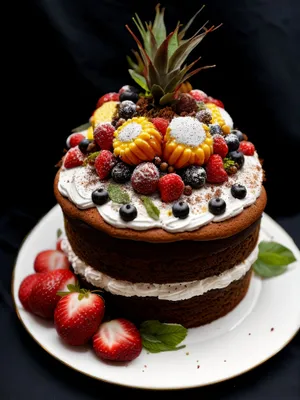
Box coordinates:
[34,250,70,273]
[64,147,85,169]
[18,273,44,311]
[28,270,76,319]
[206,154,228,183]
[54,289,105,346]
[92,318,142,362]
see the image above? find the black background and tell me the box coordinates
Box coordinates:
[1,0,300,398]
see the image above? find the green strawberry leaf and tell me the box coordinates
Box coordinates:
[107,184,130,204]
[56,228,62,239]
[141,196,160,220]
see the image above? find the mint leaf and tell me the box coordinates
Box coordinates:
[107,183,130,204]
[72,122,91,133]
[83,151,100,166]
[57,228,62,238]
[141,196,160,220]
[140,320,187,353]
[253,241,296,278]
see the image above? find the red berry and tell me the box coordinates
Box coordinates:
[28,270,76,319]
[204,96,224,108]
[67,133,85,148]
[18,273,44,312]
[151,118,169,136]
[189,89,208,102]
[54,292,105,346]
[34,250,70,273]
[158,173,184,203]
[64,147,85,169]
[131,162,160,195]
[94,150,116,180]
[239,141,255,156]
[213,134,228,158]
[92,318,142,362]
[96,92,119,108]
[206,154,228,183]
[93,123,115,150]
[56,238,63,252]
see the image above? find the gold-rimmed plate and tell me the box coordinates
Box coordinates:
[12,206,300,390]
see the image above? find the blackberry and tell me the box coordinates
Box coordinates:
[181,166,207,189]
[111,162,132,183]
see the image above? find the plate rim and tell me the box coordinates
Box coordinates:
[11,205,300,390]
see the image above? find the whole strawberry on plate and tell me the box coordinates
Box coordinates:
[92,318,142,361]
[34,250,70,273]
[54,285,105,346]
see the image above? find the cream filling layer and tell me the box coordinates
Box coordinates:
[61,239,258,302]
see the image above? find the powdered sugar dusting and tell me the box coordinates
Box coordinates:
[169,117,206,147]
[118,122,142,142]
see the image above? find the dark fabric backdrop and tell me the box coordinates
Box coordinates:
[1,0,300,397]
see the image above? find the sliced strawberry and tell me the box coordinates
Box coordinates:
[64,147,85,169]
[92,318,142,362]
[94,150,116,180]
[28,270,76,319]
[96,92,119,108]
[56,238,63,252]
[54,291,105,346]
[67,133,85,148]
[206,154,228,183]
[18,273,44,312]
[34,250,70,273]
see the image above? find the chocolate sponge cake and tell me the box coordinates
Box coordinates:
[54,6,266,328]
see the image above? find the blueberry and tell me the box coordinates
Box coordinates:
[225,133,240,152]
[79,138,91,154]
[92,188,109,205]
[172,201,190,219]
[231,184,247,199]
[181,166,207,189]
[119,204,137,221]
[208,197,226,215]
[119,91,139,103]
[231,129,244,142]
[227,151,245,169]
[119,100,137,119]
[112,162,132,183]
[209,124,223,136]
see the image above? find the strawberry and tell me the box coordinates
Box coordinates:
[34,250,70,273]
[54,290,105,346]
[94,150,116,180]
[92,318,142,362]
[18,273,44,312]
[56,239,63,252]
[213,134,228,158]
[206,154,228,183]
[151,117,169,136]
[189,89,208,102]
[239,141,255,156]
[204,96,224,108]
[64,147,85,169]
[96,92,119,108]
[158,173,184,202]
[67,133,85,148]
[131,162,160,195]
[28,270,76,319]
[93,123,115,150]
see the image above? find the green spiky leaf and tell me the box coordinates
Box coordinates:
[178,5,205,41]
[154,32,175,75]
[159,92,176,105]
[151,84,165,100]
[129,69,149,91]
[152,4,166,46]
[168,24,180,58]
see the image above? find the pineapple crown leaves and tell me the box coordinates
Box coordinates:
[126,4,221,105]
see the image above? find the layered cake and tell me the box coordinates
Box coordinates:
[54,5,266,328]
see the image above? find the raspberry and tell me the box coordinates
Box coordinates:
[96,92,119,108]
[189,89,208,102]
[151,118,169,136]
[205,154,228,183]
[158,173,184,203]
[239,141,255,156]
[131,162,160,195]
[64,147,85,169]
[94,150,116,180]
[93,123,115,150]
[67,133,85,148]
[204,96,224,109]
[213,134,228,158]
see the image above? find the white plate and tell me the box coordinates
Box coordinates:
[12,205,300,390]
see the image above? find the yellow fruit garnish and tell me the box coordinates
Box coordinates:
[86,126,94,140]
[92,101,118,128]
[205,103,225,126]
[113,117,162,165]
[164,117,213,168]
